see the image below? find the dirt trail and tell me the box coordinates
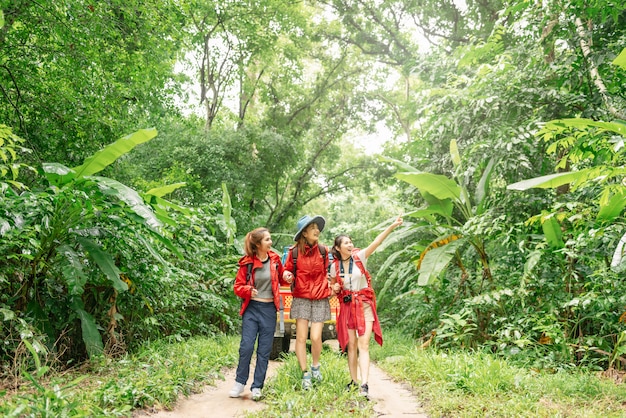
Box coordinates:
[134,340,428,418]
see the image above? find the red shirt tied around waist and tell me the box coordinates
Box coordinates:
[329,216,403,399]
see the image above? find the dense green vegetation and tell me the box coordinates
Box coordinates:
[1,0,626,415]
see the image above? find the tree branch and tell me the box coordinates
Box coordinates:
[574,17,626,120]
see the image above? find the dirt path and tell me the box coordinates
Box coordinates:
[134,340,428,418]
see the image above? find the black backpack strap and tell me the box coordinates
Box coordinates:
[246,263,253,286]
[318,243,327,272]
[291,246,297,291]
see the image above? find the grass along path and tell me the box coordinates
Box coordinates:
[136,339,427,418]
[4,331,626,417]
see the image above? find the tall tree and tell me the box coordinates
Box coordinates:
[0,0,184,164]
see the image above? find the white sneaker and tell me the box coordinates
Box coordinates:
[251,387,262,401]
[229,382,245,398]
[360,383,369,399]
[302,372,312,390]
[311,364,322,382]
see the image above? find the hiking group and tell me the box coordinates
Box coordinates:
[229,214,403,401]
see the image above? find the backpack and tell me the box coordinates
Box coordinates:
[332,249,372,289]
[241,259,285,334]
[286,243,328,289]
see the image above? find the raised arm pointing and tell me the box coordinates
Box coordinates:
[363,216,403,259]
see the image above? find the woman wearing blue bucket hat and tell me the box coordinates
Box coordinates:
[282,215,330,390]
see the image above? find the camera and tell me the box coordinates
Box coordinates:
[343,294,352,303]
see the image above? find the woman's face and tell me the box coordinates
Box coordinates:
[336,236,354,257]
[259,231,272,253]
[302,222,320,244]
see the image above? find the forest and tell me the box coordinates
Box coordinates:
[1,0,626,405]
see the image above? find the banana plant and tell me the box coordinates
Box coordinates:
[30,128,185,358]
[382,139,495,287]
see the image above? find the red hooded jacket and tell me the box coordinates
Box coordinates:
[234,250,287,316]
[283,243,331,300]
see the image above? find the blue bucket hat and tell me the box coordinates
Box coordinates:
[294,215,325,241]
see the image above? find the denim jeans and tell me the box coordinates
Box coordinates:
[235,300,277,389]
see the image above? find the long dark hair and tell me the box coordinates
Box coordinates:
[332,234,350,260]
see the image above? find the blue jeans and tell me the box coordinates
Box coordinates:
[235,300,277,389]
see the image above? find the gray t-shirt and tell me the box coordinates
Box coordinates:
[255,258,273,299]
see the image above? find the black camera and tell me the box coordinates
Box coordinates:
[343,294,352,303]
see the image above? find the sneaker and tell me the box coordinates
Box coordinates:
[360,383,369,399]
[311,364,322,382]
[229,382,245,398]
[251,388,262,401]
[345,380,358,391]
[302,371,312,390]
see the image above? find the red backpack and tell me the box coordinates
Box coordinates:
[332,249,372,290]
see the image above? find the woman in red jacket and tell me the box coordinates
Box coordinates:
[282,215,330,390]
[330,216,403,399]
[229,227,290,401]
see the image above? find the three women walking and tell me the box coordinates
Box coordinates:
[230,215,403,400]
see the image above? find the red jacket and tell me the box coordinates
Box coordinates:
[283,244,330,300]
[234,251,286,316]
[333,252,383,350]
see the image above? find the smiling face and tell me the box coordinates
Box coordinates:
[335,235,354,259]
[258,231,272,254]
[302,222,320,245]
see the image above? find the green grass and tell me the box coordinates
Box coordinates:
[0,335,240,417]
[3,331,626,417]
[244,343,375,417]
[371,329,626,417]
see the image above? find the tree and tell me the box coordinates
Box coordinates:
[0,0,184,164]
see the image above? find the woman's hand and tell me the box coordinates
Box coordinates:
[332,282,341,293]
[283,271,294,284]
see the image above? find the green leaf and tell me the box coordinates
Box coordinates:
[541,216,564,248]
[145,227,183,260]
[417,238,465,286]
[406,204,453,222]
[73,128,157,178]
[71,297,104,359]
[507,170,590,190]
[475,158,495,211]
[546,118,626,136]
[149,196,191,215]
[378,155,418,172]
[42,162,76,186]
[1,308,15,321]
[145,182,187,197]
[75,237,127,292]
[450,139,461,168]
[88,176,161,229]
[597,189,626,222]
[612,47,626,70]
[58,244,87,296]
[135,232,167,266]
[395,172,461,200]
